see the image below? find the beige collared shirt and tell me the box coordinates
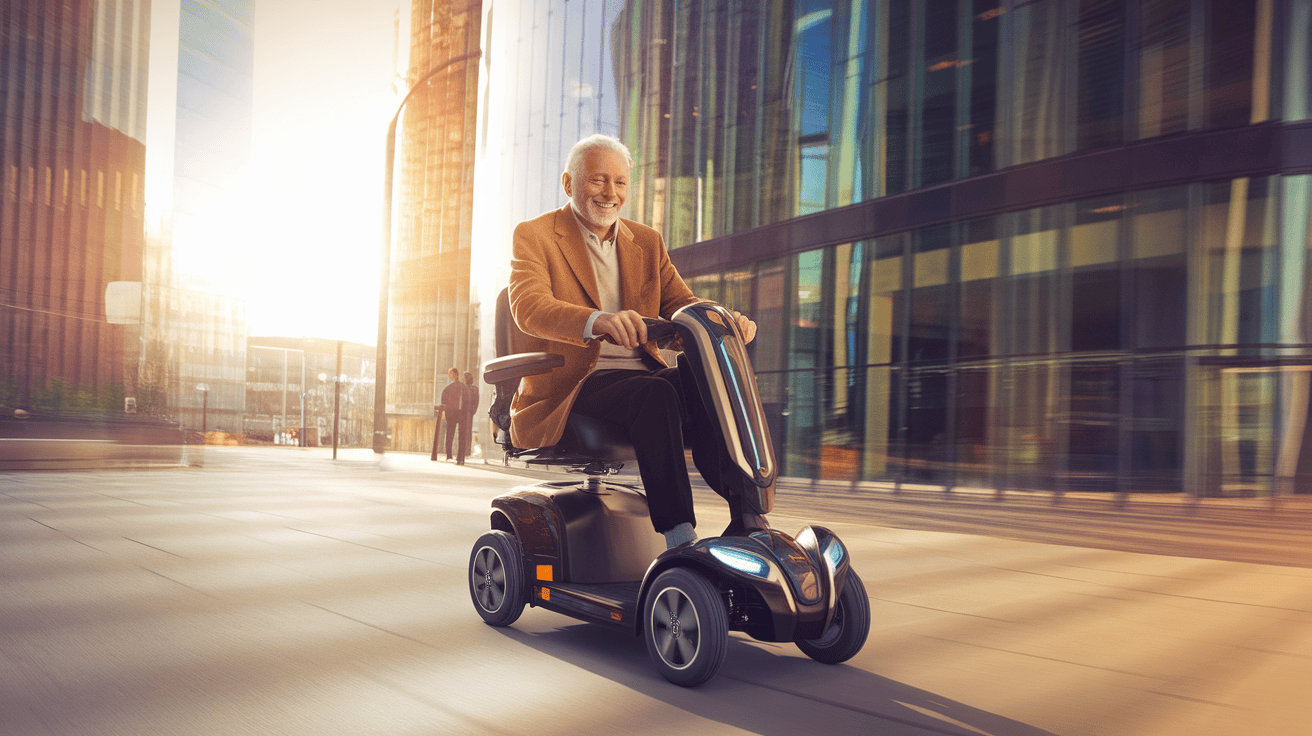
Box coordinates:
[569,204,647,372]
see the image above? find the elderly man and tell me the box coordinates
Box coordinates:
[508,134,756,548]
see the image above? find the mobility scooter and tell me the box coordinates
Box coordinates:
[467,290,870,687]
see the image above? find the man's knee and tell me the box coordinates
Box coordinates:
[633,374,681,418]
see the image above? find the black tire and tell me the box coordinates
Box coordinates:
[643,568,729,687]
[468,531,527,627]
[797,569,870,664]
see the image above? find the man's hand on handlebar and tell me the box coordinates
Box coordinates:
[593,310,647,349]
[595,307,757,348]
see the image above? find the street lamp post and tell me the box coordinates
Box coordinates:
[373,50,483,455]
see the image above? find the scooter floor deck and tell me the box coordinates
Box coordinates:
[538,580,641,627]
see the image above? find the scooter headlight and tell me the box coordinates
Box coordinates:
[822,537,845,569]
[709,545,770,578]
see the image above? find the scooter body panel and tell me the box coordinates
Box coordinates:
[492,481,667,586]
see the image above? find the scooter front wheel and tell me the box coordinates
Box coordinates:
[797,569,870,664]
[469,531,527,626]
[644,568,728,687]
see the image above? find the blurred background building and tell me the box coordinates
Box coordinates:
[245,336,375,447]
[0,0,150,416]
[610,0,1312,496]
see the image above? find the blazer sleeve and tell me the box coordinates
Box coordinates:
[508,219,594,347]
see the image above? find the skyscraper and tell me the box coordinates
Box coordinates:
[384,0,482,451]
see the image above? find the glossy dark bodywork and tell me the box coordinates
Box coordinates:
[491,479,846,642]
[491,481,667,585]
[670,303,778,515]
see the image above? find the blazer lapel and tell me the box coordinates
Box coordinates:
[616,219,647,313]
[553,205,601,309]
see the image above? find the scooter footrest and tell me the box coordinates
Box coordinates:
[538,581,640,625]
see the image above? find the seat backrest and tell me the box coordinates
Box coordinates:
[487,288,523,441]
[495,287,521,359]
[487,286,634,468]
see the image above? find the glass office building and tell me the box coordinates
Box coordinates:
[607,0,1312,494]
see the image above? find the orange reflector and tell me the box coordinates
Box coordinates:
[536,565,553,581]
[539,587,550,601]
[610,610,622,621]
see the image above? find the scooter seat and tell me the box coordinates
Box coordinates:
[512,412,636,467]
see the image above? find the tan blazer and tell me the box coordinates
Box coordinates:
[507,204,699,449]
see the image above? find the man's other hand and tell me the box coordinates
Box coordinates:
[730,310,757,344]
[593,310,648,349]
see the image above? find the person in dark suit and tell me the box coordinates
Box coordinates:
[460,371,478,461]
[508,134,756,548]
[440,367,465,464]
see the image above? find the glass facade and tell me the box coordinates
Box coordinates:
[614,0,1312,242]
[672,177,1312,494]
[613,0,1312,495]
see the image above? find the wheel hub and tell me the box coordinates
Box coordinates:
[669,613,681,639]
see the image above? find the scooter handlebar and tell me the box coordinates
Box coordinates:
[595,317,683,351]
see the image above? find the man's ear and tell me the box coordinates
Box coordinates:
[561,172,573,197]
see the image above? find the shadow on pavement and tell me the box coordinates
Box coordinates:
[495,622,1056,736]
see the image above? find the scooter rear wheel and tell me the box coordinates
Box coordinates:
[797,569,870,664]
[469,531,527,627]
[644,568,728,687]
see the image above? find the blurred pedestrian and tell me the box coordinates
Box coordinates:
[460,371,478,461]
[440,367,465,463]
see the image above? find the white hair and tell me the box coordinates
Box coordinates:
[565,134,632,180]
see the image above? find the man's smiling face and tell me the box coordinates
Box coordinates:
[564,146,629,238]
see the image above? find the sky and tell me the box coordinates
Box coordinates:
[244,0,404,345]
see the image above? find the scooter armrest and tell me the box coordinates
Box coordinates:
[483,352,566,385]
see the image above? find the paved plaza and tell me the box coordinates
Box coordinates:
[3,446,1311,735]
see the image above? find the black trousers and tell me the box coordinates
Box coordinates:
[569,361,738,533]
[445,416,466,463]
[458,412,474,458]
